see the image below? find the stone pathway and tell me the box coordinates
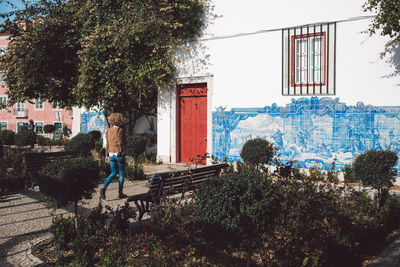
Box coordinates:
[0,163,188,267]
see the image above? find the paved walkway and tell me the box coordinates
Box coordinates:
[0,163,188,267]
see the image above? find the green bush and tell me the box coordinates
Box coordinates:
[0,146,30,194]
[262,178,383,266]
[15,127,37,147]
[65,133,95,156]
[95,139,103,153]
[125,164,145,180]
[353,150,398,205]
[36,135,48,147]
[38,157,101,215]
[145,152,157,164]
[43,124,55,133]
[343,163,357,183]
[50,216,77,250]
[0,130,15,145]
[151,201,200,240]
[195,163,281,261]
[379,194,400,232]
[37,135,64,148]
[0,171,26,193]
[240,138,275,167]
[126,135,147,163]
[89,130,102,141]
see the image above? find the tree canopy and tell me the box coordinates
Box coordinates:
[364,0,400,48]
[0,0,210,134]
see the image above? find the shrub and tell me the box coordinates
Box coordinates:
[95,139,103,153]
[195,163,281,263]
[379,194,400,232]
[263,179,382,266]
[50,216,77,250]
[126,135,147,163]
[343,164,357,183]
[89,130,102,141]
[0,130,15,145]
[43,124,55,133]
[36,135,48,147]
[37,135,64,149]
[0,146,30,194]
[151,201,200,240]
[240,138,275,167]
[0,171,26,194]
[15,127,36,147]
[38,157,101,219]
[125,164,145,180]
[145,152,157,164]
[353,150,398,206]
[65,133,95,156]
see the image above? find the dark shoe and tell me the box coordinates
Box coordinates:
[118,192,127,199]
[100,187,106,200]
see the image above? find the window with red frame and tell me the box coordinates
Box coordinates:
[292,32,325,86]
[282,23,336,96]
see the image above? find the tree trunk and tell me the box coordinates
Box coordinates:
[246,251,252,267]
[126,111,137,136]
[74,200,78,228]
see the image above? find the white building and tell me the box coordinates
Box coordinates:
[157,0,400,170]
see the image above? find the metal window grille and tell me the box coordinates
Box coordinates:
[282,22,336,96]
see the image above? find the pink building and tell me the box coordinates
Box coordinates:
[0,33,73,135]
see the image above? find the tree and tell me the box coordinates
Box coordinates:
[0,0,81,108]
[364,0,400,48]
[1,0,210,134]
[240,138,276,169]
[353,149,398,208]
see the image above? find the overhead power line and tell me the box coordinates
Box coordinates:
[198,15,377,42]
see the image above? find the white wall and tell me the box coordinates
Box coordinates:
[177,0,399,108]
[71,107,81,137]
[158,0,400,163]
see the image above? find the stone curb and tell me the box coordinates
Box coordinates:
[26,234,51,267]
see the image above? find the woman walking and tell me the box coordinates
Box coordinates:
[100,113,127,199]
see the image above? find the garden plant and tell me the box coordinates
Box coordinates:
[38,157,101,226]
[240,137,275,169]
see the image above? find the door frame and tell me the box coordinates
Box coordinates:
[170,76,214,165]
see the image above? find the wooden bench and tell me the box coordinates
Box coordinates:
[127,162,229,221]
[24,151,84,188]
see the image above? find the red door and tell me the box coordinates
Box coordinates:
[179,83,207,164]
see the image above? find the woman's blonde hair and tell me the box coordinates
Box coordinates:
[108,113,124,126]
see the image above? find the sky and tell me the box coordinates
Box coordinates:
[0,0,24,24]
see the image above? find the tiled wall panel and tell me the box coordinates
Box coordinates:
[212,97,400,170]
[80,112,106,135]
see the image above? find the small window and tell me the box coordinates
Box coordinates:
[52,102,62,110]
[0,46,6,56]
[35,122,44,134]
[0,46,7,82]
[34,97,43,110]
[0,96,7,109]
[282,23,336,95]
[54,122,63,132]
[0,122,7,131]
[16,121,28,133]
[16,102,25,111]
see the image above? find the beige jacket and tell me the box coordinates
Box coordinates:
[105,127,126,155]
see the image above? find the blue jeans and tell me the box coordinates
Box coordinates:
[104,155,125,192]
